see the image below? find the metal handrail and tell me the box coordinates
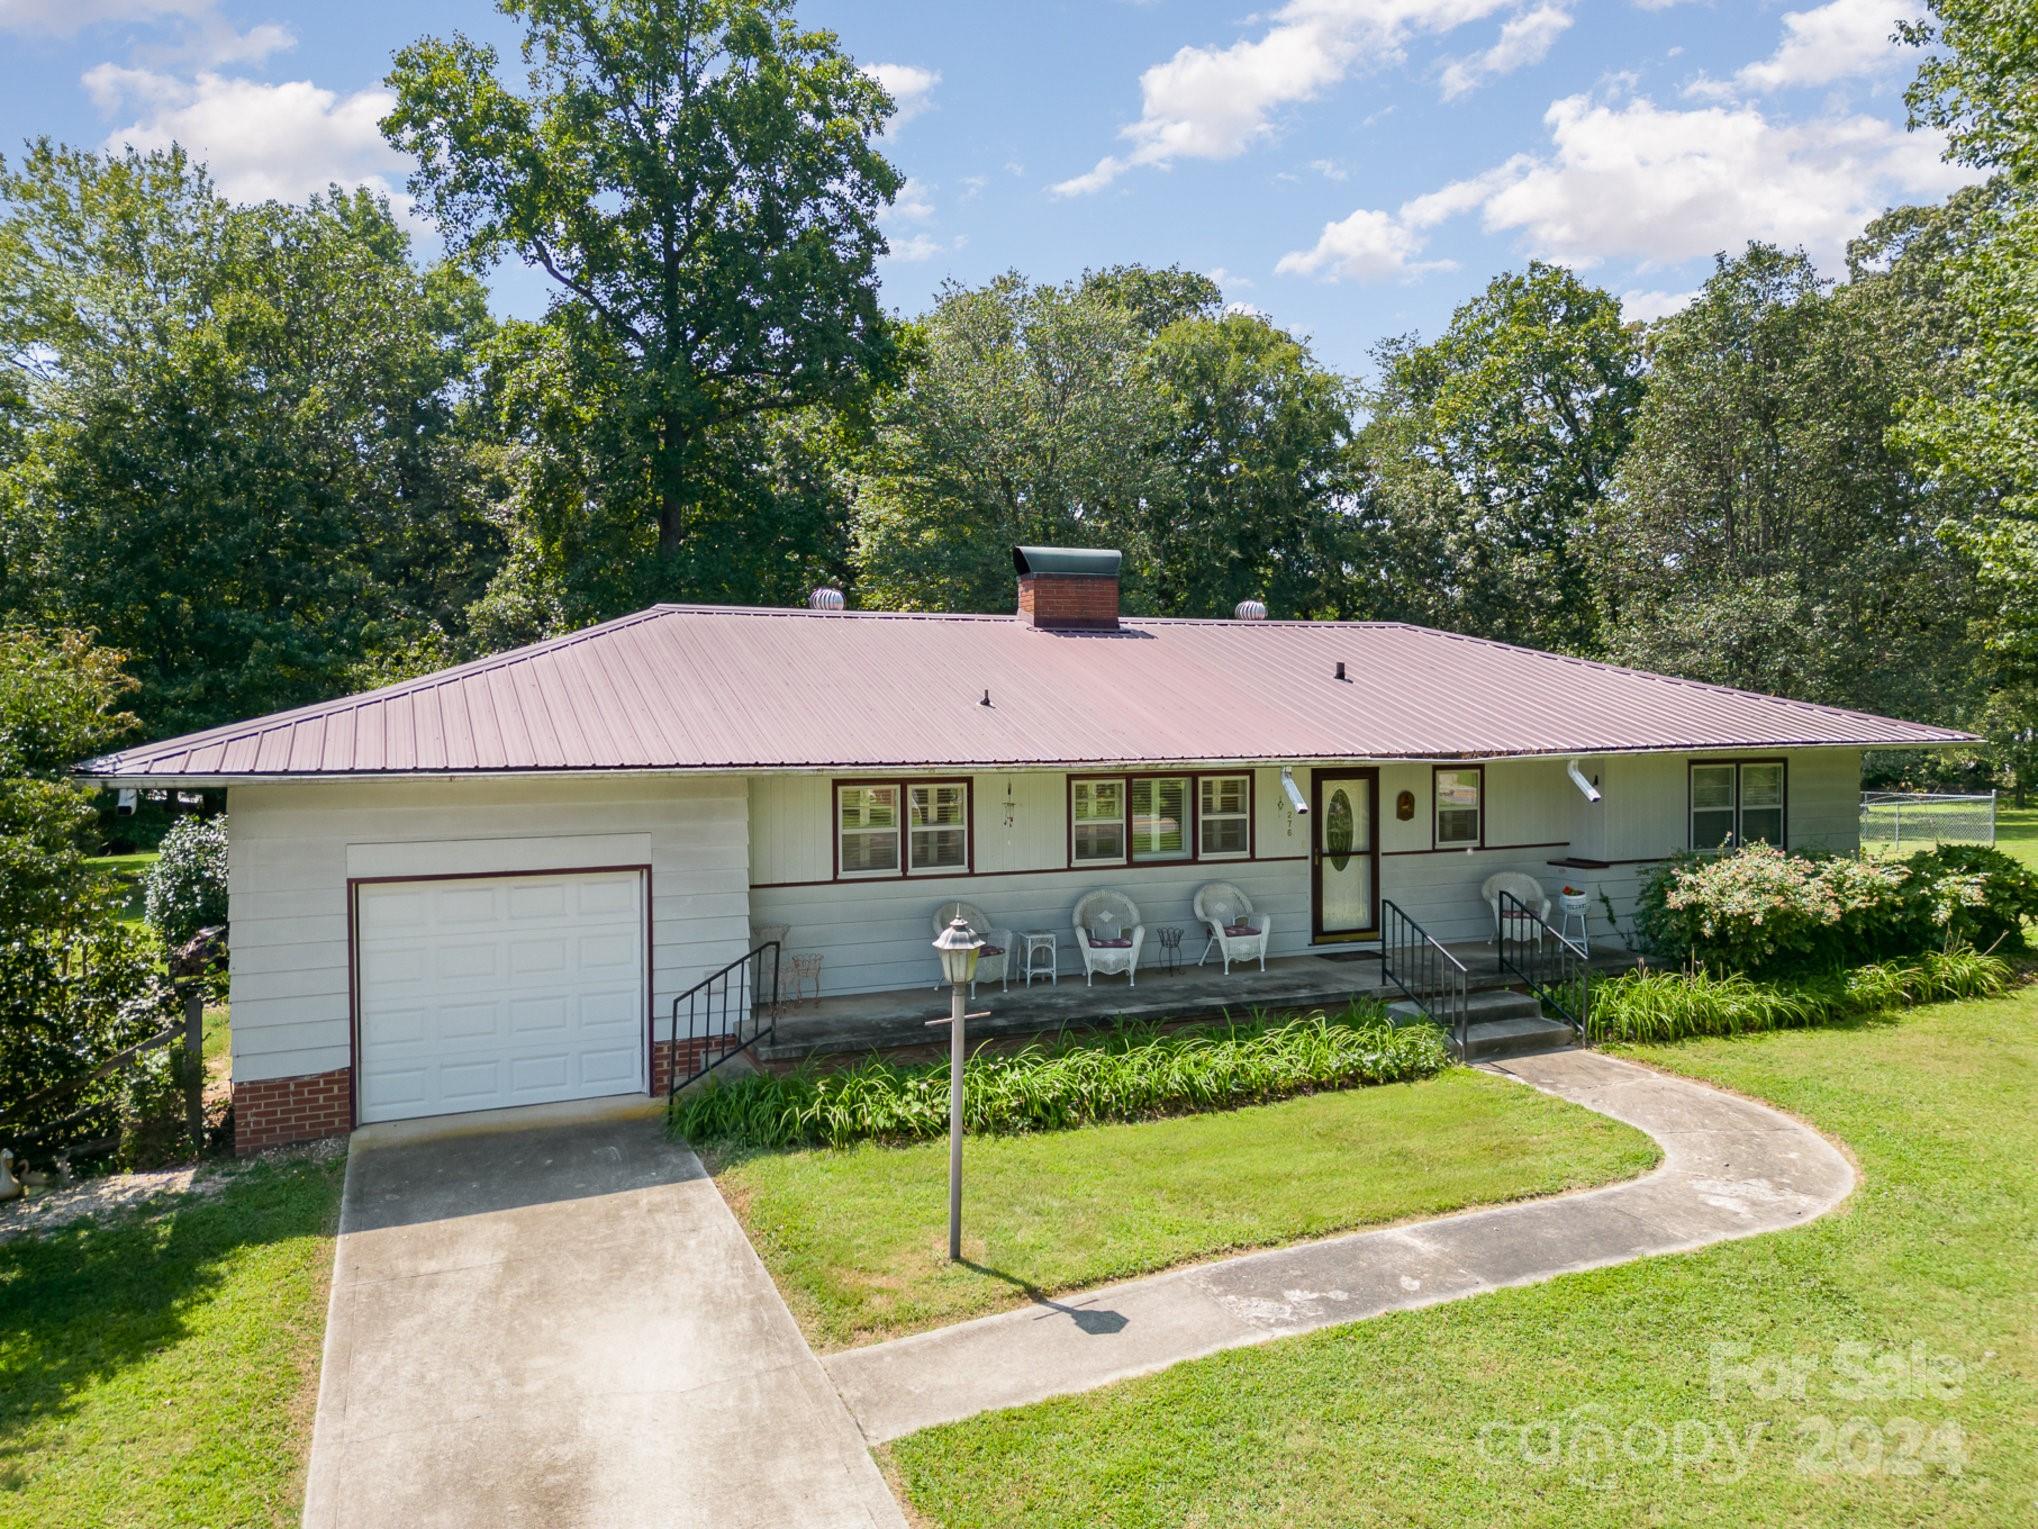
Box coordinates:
[667,941,781,1098]
[1495,891,1590,1042]
[1379,899,1470,1054]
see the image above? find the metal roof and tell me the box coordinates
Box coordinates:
[77,605,1976,781]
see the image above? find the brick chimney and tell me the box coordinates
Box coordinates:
[1013,546,1121,631]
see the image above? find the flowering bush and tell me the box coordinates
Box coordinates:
[1635,842,2034,974]
[142,814,229,948]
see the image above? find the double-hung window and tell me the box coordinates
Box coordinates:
[836,780,970,878]
[1690,761,1786,850]
[908,782,969,873]
[1071,778,1127,865]
[1434,767,1483,849]
[837,784,901,877]
[1198,774,1252,858]
[1130,777,1191,861]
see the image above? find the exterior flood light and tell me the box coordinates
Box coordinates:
[1280,767,1309,815]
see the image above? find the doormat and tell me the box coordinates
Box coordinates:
[1313,950,1382,964]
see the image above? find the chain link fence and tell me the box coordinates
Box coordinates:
[1860,791,1998,852]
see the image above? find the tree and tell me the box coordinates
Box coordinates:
[0,628,170,1154]
[1355,263,1643,651]
[853,273,1170,612]
[385,0,902,612]
[1134,310,1359,617]
[1594,244,1982,721]
[1900,1,2038,672]
[0,143,499,736]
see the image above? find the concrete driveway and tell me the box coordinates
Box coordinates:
[301,1100,903,1529]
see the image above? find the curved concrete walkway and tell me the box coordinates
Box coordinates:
[824,1049,1856,1443]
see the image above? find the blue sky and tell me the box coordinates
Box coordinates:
[0,0,1971,377]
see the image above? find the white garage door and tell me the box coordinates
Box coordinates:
[355,870,647,1124]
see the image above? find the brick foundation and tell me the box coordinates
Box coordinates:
[652,1036,739,1095]
[1017,572,1119,631]
[233,1066,353,1154]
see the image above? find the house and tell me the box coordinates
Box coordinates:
[78,547,1970,1150]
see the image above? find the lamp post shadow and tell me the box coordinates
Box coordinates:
[961,1259,1130,1335]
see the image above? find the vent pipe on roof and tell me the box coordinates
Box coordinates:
[1234,598,1267,621]
[1567,758,1602,804]
[807,587,845,611]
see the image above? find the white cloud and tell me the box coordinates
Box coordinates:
[1730,0,1909,94]
[888,177,936,223]
[1309,157,1349,180]
[1052,0,1514,195]
[884,232,965,264]
[960,173,989,199]
[869,62,940,125]
[93,67,411,214]
[1206,265,1256,291]
[1278,91,1977,282]
[1619,287,1698,322]
[0,0,206,34]
[1276,206,1447,281]
[1439,4,1572,100]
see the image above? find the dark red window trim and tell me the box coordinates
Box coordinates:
[1431,763,1486,851]
[1066,769,1256,870]
[831,776,975,882]
[1687,757,1789,850]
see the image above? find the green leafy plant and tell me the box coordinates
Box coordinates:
[1588,949,2011,1045]
[141,814,229,948]
[1901,843,2038,952]
[669,1003,1446,1151]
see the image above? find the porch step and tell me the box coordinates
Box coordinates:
[1385,987,1579,1061]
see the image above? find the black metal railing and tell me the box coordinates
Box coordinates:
[1495,891,1590,1042]
[1380,899,1470,1053]
[667,941,780,1098]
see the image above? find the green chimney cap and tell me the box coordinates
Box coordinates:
[1012,546,1122,579]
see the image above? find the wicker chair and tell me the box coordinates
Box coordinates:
[1072,890,1145,986]
[1194,881,1272,974]
[1480,872,1551,947]
[930,900,1011,996]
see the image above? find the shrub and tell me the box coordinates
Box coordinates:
[1634,842,2034,974]
[1588,949,2011,1045]
[1902,843,2038,952]
[669,1003,1448,1150]
[143,815,229,948]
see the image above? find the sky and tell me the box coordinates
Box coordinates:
[0,0,1976,378]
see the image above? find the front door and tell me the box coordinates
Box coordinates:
[1311,769,1379,942]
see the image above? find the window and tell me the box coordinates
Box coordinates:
[1199,774,1252,859]
[1434,767,1483,848]
[1071,778,1126,864]
[837,784,901,877]
[909,783,969,873]
[1131,777,1191,861]
[836,779,971,879]
[1690,761,1787,849]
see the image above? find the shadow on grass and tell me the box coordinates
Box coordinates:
[962,1259,1129,1335]
[0,1152,343,1492]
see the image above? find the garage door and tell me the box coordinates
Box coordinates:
[355,870,647,1124]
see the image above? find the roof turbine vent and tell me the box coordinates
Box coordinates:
[1233,598,1267,621]
[807,586,846,612]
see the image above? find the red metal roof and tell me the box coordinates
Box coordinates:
[78,605,1975,780]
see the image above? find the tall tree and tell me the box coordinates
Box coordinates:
[1594,243,1982,721]
[1356,262,1642,651]
[0,143,496,736]
[1899,0,2038,671]
[385,0,902,612]
[853,273,1169,612]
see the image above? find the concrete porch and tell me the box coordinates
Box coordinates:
[752,941,1638,1065]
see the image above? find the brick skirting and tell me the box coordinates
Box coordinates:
[233,1067,353,1154]
[652,1036,738,1095]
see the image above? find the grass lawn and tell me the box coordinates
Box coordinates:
[714,1067,1659,1350]
[1996,803,2038,873]
[886,985,2038,1528]
[0,1151,346,1529]
[90,850,158,927]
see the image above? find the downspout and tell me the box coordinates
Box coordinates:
[1567,758,1602,804]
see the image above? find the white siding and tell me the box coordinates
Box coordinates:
[747,750,1865,992]
[227,776,750,1084]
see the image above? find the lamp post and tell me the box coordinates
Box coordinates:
[931,914,983,1262]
